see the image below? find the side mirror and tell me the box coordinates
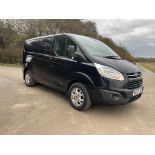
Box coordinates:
[73,53,85,62]
[67,45,76,58]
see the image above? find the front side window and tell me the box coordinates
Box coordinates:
[54,36,66,56]
[66,38,76,59]
[54,36,77,59]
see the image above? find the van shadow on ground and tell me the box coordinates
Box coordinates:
[33,83,139,116]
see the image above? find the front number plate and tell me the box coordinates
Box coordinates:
[133,87,142,96]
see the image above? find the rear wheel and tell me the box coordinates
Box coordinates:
[24,70,36,87]
[68,82,92,111]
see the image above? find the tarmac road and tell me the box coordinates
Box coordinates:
[0,65,154,134]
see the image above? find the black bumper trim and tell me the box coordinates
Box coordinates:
[90,87,143,105]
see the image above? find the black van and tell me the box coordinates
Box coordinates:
[22,33,143,111]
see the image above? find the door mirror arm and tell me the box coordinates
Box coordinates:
[73,53,86,62]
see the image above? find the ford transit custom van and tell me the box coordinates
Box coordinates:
[22,33,143,111]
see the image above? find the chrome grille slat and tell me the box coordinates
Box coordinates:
[127,80,142,89]
[126,72,141,78]
[126,72,142,89]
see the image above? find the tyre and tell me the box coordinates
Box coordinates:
[68,82,92,111]
[24,70,36,87]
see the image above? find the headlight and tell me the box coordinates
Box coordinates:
[94,63,124,81]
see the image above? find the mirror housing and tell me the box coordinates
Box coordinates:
[73,53,85,62]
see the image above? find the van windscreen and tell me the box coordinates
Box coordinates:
[73,35,119,58]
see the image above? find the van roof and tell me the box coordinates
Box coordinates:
[26,33,82,43]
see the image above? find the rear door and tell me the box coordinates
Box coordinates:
[30,39,44,77]
[30,37,55,83]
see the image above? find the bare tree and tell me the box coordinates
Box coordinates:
[0,19,17,48]
[0,19,134,63]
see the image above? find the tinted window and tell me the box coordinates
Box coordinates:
[30,39,42,52]
[29,37,54,54]
[66,38,76,58]
[42,36,54,54]
[54,36,66,56]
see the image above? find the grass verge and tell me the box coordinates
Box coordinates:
[141,63,155,73]
[0,63,21,67]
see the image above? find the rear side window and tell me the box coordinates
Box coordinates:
[30,40,42,52]
[54,36,66,56]
[29,37,54,55]
[42,36,54,54]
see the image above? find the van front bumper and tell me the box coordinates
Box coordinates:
[91,87,143,105]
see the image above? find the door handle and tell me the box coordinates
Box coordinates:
[49,56,53,60]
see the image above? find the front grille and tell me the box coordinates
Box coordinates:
[126,72,141,78]
[127,80,142,89]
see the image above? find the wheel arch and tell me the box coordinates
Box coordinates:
[66,72,95,92]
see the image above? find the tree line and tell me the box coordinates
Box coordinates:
[0,19,134,64]
[136,57,155,62]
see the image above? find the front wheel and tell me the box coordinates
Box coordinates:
[68,82,92,111]
[24,70,36,87]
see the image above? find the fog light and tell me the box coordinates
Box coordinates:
[112,94,120,100]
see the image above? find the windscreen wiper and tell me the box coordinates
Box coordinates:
[104,56,121,59]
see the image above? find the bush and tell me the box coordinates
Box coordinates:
[0,48,22,64]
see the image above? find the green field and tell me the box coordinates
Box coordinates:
[141,62,155,73]
[0,63,21,67]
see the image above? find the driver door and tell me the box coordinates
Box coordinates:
[48,35,77,91]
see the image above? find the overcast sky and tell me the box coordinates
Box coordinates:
[92,19,155,58]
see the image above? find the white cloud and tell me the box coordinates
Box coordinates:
[92,19,155,57]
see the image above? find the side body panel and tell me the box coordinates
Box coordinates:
[23,34,103,93]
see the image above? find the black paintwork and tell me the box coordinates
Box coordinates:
[91,56,140,73]
[22,33,143,105]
